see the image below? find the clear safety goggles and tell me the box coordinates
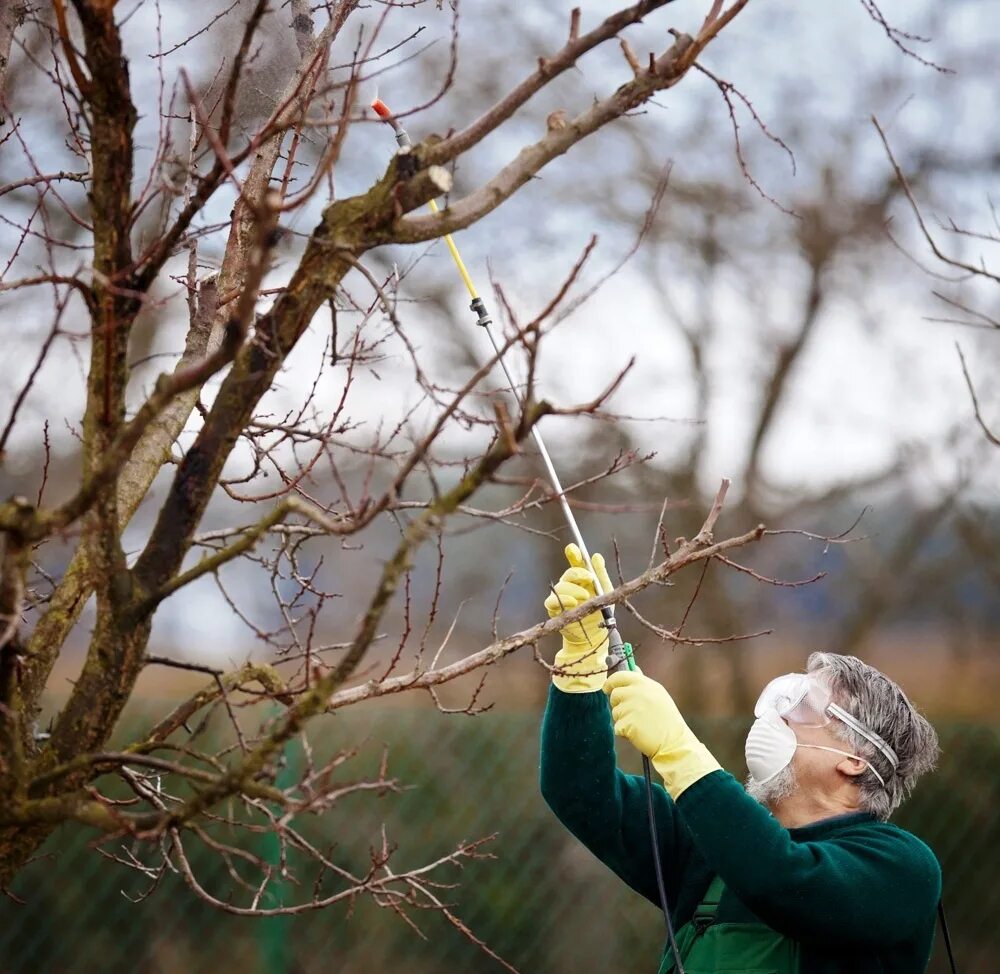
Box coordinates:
[754,673,899,773]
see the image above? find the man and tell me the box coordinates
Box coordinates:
[540,544,942,974]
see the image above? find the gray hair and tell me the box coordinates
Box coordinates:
[807,652,939,821]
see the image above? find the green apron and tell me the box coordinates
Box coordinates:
[658,876,800,974]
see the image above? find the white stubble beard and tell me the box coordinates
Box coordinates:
[745,763,797,809]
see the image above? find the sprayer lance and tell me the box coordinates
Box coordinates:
[370,97,633,671]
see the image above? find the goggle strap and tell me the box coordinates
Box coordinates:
[827,703,899,771]
[797,744,887,789]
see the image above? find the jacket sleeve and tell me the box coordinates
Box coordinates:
[675,771,942,946]
[539,685,697,910]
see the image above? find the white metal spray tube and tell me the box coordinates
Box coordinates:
[376,105,604,589]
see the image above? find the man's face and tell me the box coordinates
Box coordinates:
[745,669,871,809]
[745,712,867,809]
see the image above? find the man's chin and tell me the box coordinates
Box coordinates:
[745,765,797,808]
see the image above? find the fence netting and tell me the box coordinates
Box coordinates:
[1,705,995,973]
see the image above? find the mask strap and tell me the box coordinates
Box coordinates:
[827,703,899,771]
[798,744,887,788]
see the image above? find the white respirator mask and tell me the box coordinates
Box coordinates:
[744,673,897,788]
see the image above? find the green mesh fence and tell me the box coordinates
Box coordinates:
[1,707,996,973]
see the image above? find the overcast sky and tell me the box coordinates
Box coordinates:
[2,0,997,657]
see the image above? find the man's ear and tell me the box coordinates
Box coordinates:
[837,755,867,779]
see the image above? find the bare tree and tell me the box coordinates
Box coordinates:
[0,0,784,948]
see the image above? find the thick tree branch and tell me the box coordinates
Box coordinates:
[396,0,750,243]
[391,31,698,244]
[59,5,143,746]
[71,0,138,437]
[421,0,679,167]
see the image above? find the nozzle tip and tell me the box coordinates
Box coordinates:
[371,98,392,120]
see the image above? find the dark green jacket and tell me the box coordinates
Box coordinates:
[540,687,941,973]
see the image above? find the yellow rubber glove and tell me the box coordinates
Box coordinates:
[544,543,612,693]
[604,669,721,799]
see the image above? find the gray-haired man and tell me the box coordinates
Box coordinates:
[541,547,943,973]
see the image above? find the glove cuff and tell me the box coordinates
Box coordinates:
[651,738,722,800]
[551,639,609,693]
